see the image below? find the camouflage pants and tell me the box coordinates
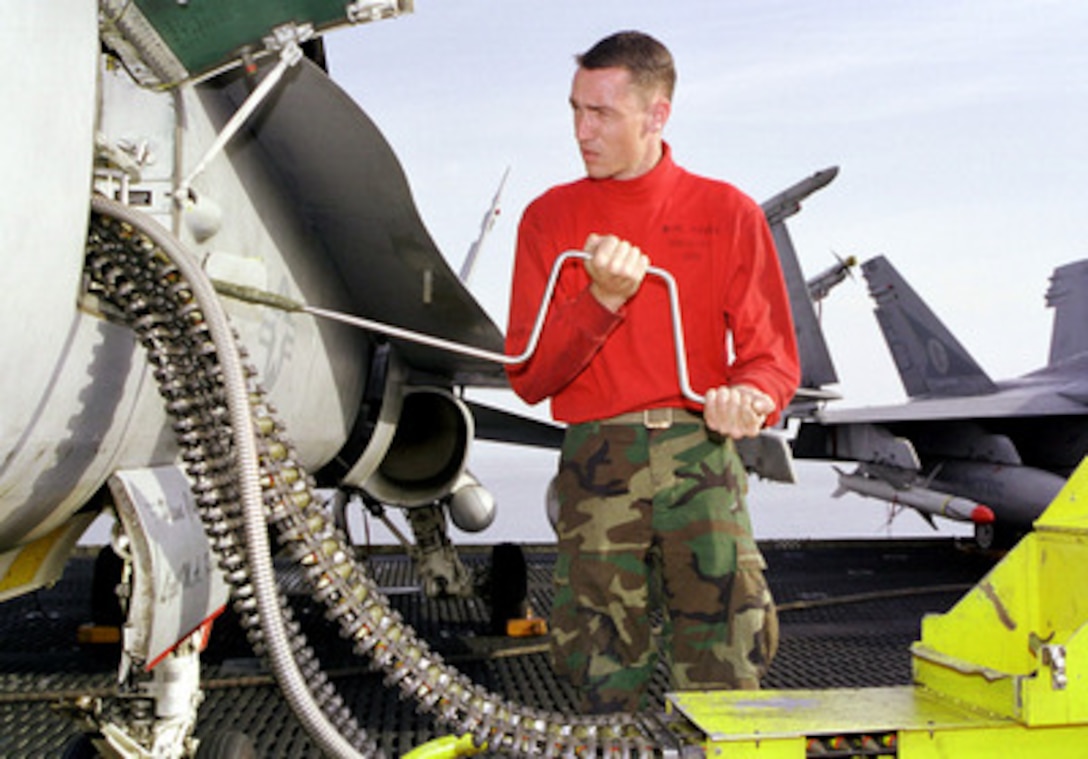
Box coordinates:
[550,419,778,713]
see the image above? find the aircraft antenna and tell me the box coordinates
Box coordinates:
[458,167,510,284]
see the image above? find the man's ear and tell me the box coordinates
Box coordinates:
[648,97,672,133]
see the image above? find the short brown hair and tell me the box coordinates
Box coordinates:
[576,31,676,101]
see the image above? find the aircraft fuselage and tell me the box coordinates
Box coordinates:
[1,4,366,561]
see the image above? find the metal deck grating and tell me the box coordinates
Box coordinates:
[0,538,994,756]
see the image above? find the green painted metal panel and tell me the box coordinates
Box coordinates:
[132,0,353,76]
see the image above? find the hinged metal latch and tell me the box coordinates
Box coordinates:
[1030,632,1068,690]
[347,0,414,24]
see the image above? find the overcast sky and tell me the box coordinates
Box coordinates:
[321,1,1088,542]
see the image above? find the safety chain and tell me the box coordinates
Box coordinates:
[84,206,663,757]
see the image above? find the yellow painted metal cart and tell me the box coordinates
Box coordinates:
[669,457,1088,757]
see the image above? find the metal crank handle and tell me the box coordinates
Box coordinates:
[216,249,704,405]
[544,251,703,405]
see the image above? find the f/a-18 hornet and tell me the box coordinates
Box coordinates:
[795,254,1088,549]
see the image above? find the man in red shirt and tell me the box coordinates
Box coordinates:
[505,31,800,713]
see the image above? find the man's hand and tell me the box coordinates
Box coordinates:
[583,233,649,312]
[704,384,776,439]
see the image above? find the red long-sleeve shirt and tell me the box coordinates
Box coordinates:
[505,146,800,425]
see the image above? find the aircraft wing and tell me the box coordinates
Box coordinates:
[807,251,1088,427]
[466,401,564,449]
[817,381,1088,425]
[210,58,507,388]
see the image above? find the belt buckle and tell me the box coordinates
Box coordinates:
[643,408,673,430]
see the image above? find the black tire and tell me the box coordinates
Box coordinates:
[91,545,125,628]
[488,542,528,635]
[974,522,1023,551]
[60,733,99,759]
[194,730,258,759]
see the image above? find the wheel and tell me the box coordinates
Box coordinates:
[91,545,125,627]
[60,733,99,759]
[974,522,1023,551]
[488,542,528,635]
[194,730,258,759]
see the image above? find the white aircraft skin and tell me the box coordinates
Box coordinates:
[3,3,101,551]
[1,5,366,569]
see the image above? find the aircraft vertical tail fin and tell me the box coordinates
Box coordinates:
[1045,259,1088,366]
[862,256,997,398]
[761,167,840,394]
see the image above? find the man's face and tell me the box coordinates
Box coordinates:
[570,66,666,180]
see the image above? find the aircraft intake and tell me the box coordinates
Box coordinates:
[364,387,473,508]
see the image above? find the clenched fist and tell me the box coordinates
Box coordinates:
[583,233,649,312]
[704,384,775,439]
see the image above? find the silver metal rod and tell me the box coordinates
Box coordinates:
[176,42,299,200]
[302,250,705,405]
